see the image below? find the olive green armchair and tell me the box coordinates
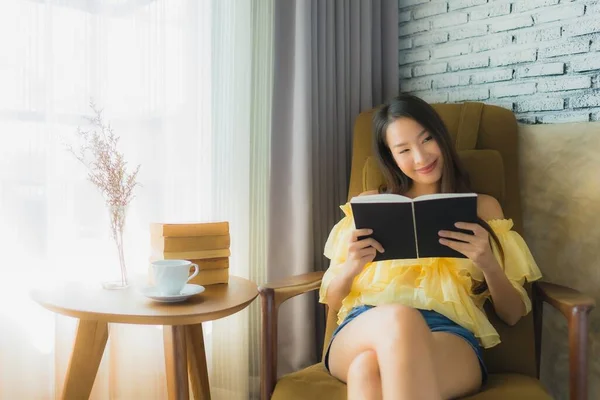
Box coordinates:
[259,102,595,400]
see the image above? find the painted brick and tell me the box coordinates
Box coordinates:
[537,112,591,123]
[449,55,489,71]
[399,38,413,50]
[414,2,448,20]
[516,98,564,112]
[562,16,600,37]
[432,42,470,58]
[490,49,537,66]
[470,68,514,84]
[399,0,430,9]
[571,54,600,72]
[571,94,600,108]
[538,76,591,92]
[433,73,471,88]
[399,50,430,65]
[512,0,559,13]
[490,15,533,33]
[414,62,448,77]
[516,115,537,124]
[399,67,412,79]
[534,4,585,24]
[449,0,488,11]
[492,82,537,98]
[413,32,449,47]
[471,34,512,53]
[448,87,489,102]
[449,24,488,41]
[397,0,598,125]
[470,3,511,21]
[399,10,412,23]
[588,4,600,14]
[399,20,430,37]
[485,99,515,110]
[400,77,433,92]
[413,91,449,103]
[516,62,564,77]
[432,13,468,29]
[539,40,590,58]
[515,26,561,45]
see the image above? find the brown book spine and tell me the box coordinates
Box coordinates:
[188,257,229,270]
[150,221,229,237]
[151,234,230,252]
[188,268,229,286]
[151,248,231,261]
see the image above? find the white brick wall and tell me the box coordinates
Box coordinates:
[398,0,600,124]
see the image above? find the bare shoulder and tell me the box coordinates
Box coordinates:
[359,190,379,196]
[477,194,504,221]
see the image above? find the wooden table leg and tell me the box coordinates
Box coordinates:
[186,323,211,400]
[61,320,109,400]
[164,326,190,400]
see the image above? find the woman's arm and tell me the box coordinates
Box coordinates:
[481,258,526,325]
[325,228,384,311]
[325,264,359,312]
[438,194,526,326]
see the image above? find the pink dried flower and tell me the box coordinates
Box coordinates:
[66,100,141,240]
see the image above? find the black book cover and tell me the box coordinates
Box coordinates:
[350,193,478,261]
[414,196,478,258]
[351,202,416,261]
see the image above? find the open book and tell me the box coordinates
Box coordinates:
[350,193,478,261]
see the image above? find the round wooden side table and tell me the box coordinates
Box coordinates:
[30,276,258,400]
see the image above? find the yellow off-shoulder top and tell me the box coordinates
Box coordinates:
[319,203,543,349]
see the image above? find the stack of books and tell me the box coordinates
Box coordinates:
[149,222,230,285]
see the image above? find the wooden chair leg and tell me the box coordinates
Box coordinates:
[164,325,190,400]
[61,320,109,400]
[186,323,211,400]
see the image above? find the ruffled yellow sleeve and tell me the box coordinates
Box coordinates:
[318,203,354,304]
[488,219,543,314]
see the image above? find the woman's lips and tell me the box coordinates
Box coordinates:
[416,159,438,174]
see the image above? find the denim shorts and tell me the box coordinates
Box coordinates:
[324,304,488,384]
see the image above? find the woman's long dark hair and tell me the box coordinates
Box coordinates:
[372,94,502,294]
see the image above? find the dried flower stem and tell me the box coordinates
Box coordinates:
[66,100,141,286]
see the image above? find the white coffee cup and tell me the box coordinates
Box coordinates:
[151,260,199,296]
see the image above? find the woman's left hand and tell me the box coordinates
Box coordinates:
[438,222,497,271]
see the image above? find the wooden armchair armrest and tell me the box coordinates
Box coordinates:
[259,271,324,400]
[534,281,595,400]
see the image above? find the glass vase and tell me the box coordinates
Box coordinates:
[102,205,129,290]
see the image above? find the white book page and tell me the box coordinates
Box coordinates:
[413,192,477,202]
[350,193,412,203]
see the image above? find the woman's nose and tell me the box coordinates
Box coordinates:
[413,147,426,165]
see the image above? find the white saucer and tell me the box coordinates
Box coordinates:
[140,284,205,303]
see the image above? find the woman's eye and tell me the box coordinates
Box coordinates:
[399,149,409,154]
[423,135,433,143]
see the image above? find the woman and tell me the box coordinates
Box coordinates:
[319,94,542,400]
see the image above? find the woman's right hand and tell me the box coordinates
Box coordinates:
[346,228,385,276]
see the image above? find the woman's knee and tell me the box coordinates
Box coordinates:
[348,350,379,381]
[379,304,429,336]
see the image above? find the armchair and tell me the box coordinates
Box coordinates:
[259,102,595,400]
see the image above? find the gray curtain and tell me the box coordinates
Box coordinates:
[268,0,398,377]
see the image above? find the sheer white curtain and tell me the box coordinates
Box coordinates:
[0,0,271,399]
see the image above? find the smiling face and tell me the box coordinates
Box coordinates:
[385,117,444,191]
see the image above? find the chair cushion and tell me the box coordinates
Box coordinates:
[362,150,506,205]
[272,363,346,400]
[272,363,551,400]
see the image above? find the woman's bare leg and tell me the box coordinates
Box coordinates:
[328,304,481,400]
[347,350,382,400]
